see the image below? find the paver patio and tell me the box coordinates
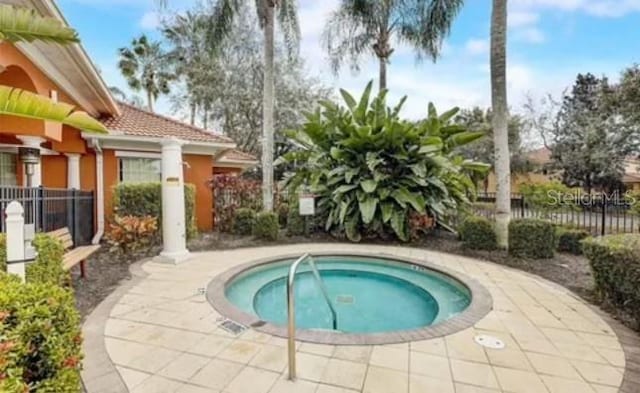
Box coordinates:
[82,243,631,393]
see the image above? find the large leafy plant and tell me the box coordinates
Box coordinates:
[278,82,489,241]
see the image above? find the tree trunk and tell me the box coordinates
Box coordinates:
[379,57,387,91]
[190,102,196,126]
[262,4,275,212]
[147,91,154,113]
[491,0,511,248]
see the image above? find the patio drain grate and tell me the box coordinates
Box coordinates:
[474,334,505,350]
[219,319,246,335]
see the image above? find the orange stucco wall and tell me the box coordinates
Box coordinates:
[184,154,214,231]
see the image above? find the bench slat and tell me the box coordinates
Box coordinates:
[62,245,100,271]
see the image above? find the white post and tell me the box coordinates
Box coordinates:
[157,138,190,264]
[5,201,26,281]
[66,153,81,189]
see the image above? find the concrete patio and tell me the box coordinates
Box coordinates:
[82,244,631,393]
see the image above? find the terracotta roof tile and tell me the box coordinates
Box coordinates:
[100,102,234,144]
[220,149,257,162]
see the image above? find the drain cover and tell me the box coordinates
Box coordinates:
[336,295,354,304]
[219,319,246,335]
[474,335,505,349]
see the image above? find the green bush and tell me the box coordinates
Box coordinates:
[254,212,280,241]
[0,234,68,286]
[556,227,590,255]
[459,216,497,250]
[286,203,306,236]
[233,208,257,236]
[113,182,197,239]
[583,234,640,326]
[277,203,289,227]
[509,219,556,259]
[0,274,82,392]
[278,81,489,242]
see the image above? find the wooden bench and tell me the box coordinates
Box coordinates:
[47,227,101,278]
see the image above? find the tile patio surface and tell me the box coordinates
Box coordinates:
[84,244,629,393]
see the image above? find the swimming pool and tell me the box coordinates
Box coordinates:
[224,255,472,335]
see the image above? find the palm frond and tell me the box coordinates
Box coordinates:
[207,0,242,52]
[0,4,79,44]
[278,0,301,59]
[0,85,106,133]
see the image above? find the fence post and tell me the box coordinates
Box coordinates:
[520,195,525,218]
[601,198,606,236]
[37,185,44,232]
[6,201,26,281]
[71,189,79,246]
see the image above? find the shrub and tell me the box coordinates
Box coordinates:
[556,227,590,255]
[106,215,159,254]
[113,182,197,239]
[509,219,555,259]
[459,216,497,250]
[0,234,68,286]
[0,274,82,392]
[254,212,279,241]
[286,202,306,236]
[583,234,640,327]
[409,212,436,240]
[211,175,262,232]
[277,202,289,227]
[233,208,257,236]
[278,81,489,242]
[520,182,577,215]
[26,234,68,286]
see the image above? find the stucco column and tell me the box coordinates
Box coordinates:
[17,136,44,187]
[65,153,81,189]
[157,138,190,264]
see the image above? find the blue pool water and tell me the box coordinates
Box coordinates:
[226,256,471,334]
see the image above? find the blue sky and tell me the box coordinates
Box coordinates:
[56,0,640,122]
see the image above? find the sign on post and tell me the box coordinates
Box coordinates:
[299,193,315,216]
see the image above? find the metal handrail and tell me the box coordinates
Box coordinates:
[287,253,337,380]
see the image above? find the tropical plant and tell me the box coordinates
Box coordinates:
[206,0,300,213]
[490,0,511,248]
[0,5,106,133]
[323,0,464,90]
[0,4,78,43]
[117,35,174,112]
[277,82,489,242]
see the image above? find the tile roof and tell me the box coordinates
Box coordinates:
[219,149,258,162]
[100,102,234,144]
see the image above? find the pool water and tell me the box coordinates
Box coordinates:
[225,256,471,334]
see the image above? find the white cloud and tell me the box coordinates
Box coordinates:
[464,39,489,56]
[511,0,640,17]
[514,27,545,44]
[139,11,160,30]
[508,11,539,28]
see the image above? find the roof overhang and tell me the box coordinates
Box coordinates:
[214,157,259,169]
[82,132,236,156]
[8,0,120,117]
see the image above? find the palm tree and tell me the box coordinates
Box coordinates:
[207,0,300,212]
[490,0,510,247]
[117,35,174,112]
[0,5,105,132]
[323,0,464,91]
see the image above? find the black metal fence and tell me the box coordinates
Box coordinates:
[474,192,638,236]
[0,186,95,246]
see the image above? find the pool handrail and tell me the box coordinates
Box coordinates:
[287,253,337,380]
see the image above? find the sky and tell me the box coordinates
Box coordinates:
[56,0,640,122]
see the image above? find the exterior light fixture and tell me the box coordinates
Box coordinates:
[19,147,40,187]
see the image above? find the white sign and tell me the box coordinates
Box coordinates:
[299,194,315,216]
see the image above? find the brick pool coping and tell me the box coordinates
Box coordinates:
[206,251,493,345]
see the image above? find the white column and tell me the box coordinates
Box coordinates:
[5,201,26,281]
[65,153,81,189]
[17,136,45,187]
[157,138,190,264]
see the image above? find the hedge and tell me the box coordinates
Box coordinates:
[459,216,497,250]
[233,208,257,236]
[254,212,279,241]
[113,182,197,239]
[508,218,556,259]
[583,234,640,327]
[0,273,82,392]
[0,233,69,286]
[556,227,590,255]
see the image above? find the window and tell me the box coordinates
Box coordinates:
[0,152,17,186]
[118,157,161,183]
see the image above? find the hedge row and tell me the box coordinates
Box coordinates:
[231,208,279,240]
[509,218,556,259]
[556,227,590,255]
[459,216,497,250]
[583,234,640,327]
[0,234,82,391]
[113,182,197,240]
